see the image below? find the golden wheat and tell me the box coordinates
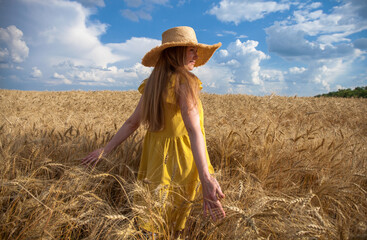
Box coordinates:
[0,89,366,239]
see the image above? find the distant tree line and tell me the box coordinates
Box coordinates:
[315,86,367,98]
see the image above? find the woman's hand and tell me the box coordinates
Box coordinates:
[80,96,142,168]
[201,175,226,221]
[81,148,106,167]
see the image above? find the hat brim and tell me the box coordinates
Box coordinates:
[142,42,222,67]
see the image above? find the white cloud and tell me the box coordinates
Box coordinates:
[73,0,105,7]
[148,0,169,4]
[267,0,367,46]
[30,67,42,78]
[13,0,121,68]
[0,48,9,63]
[121,0,169,22]
[0,0,160,88]
[121,9,152,22]
[40,36,157,87]
[193,39,287,95]
[354,38,367,50]
[208,0,290,24]
[196,34,360,96]
[53,62,151,87]
[177,0,190,7]
[124,0,143,8]
[196,63,287,95]
[266,23,360,61]
[289,67,307,74]
[0,25,29,64]
[282,58,354,95]
[193,63,234,93]
[263,0,367,95]
[216,39,269,85]
[261,69,284,82]
[223,30,237,35]
[259,69,287,95]
[309,2,322,9]
[51,72,72,85]
[216,30,248,39]
[107,37,161,66]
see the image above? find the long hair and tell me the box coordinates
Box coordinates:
[141,46,199,131]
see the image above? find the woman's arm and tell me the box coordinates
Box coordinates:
[82,96,143,166]
[179,92,226,221]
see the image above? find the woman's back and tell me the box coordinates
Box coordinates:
[139,73,205,138]
[137,73,213,184]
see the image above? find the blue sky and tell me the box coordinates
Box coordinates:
[0,0,366,96]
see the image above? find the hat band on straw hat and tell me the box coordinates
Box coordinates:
[142,26,221,67]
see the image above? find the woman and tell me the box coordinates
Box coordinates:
[82,26,225,233]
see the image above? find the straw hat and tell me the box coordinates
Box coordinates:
[142,26,221,67]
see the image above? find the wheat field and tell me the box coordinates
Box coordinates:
[0,89,366,239]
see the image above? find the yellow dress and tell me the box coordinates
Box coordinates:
[136,74,214,232]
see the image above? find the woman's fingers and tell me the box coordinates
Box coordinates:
[82,154,90,164]
[92,157,99,167]
[201,176,226,222]
[85,155,94,164]
[215,200,226,218]
[203,201,207,217]
[81,149,103,166]
[217,187,225,199]
[81,156,89,165]
[204,201,216,221]
[208,203,216,222]
[82,153,95,165]
[211,200,225,218]
[204,198,225,222]
[213,178,225,199]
